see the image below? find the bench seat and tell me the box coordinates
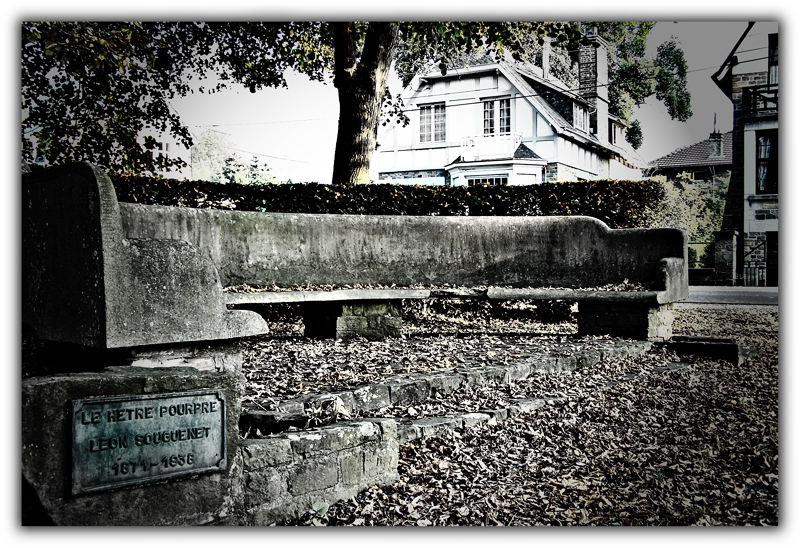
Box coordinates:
[225,287,669,306]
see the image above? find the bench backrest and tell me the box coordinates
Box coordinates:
[120,204,687,290]
[23,163,268,348]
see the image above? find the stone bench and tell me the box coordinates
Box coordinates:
[24,162,688,349]
[22,162,687,525]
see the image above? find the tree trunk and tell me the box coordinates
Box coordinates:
[331,22,399,185]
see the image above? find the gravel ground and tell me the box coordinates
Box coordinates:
[239,299,778,526]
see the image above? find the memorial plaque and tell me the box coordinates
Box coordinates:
[71,390,227,495]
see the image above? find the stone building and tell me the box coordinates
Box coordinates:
[711,22,778,286]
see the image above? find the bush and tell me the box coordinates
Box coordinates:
[110,174,666,229]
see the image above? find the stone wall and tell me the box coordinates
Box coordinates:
[239,420,398,525]
[22,355,399,526]
[713,230,738,286]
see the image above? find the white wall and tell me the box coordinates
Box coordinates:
[743,118,779,234]
[608,159,643,181]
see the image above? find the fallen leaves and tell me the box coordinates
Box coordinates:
[275,303,777,526]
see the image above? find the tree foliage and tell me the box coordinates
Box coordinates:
[646,171,729,242]
[393,22,580,87]
[520,22,692,150]
[23,21,674,181]
[191,130,280,185]
[190,130,235,182]
[22,21,222,174]
[589,22,692,148]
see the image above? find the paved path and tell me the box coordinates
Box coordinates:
[686,286,778,305]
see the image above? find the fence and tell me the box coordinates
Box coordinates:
[743,265,766,287]
[742,239,767,287]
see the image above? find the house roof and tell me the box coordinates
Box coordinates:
[512,143,543,160]
[649,131,733,169]
[379,58,648,169]
[446,143,545,167]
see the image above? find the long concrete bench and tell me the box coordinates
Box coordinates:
[23,162,688,348]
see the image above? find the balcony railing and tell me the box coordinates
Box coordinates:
[459,133,522,162]
[742,84,778,115]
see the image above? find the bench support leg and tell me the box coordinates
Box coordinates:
[576,302,674,342]
[303,300,403,340]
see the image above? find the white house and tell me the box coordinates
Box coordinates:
[136,130,192,180]
[376,31,646,186]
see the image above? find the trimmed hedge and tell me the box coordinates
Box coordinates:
[110,174,665,229]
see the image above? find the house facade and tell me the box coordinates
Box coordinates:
[136,131,192,180]
[375,32,645,186]
[648,130,732,187]
[711,22,778,286]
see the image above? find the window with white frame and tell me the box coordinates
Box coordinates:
[574,103,589,132]
[420,104,446,143]
[483,99,511,136]
[468,175,508,186]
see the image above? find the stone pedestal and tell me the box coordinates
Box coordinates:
[303,301,403,340]
[22,359,246,525]
[576,302,674,342]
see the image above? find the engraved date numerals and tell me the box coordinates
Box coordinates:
[111,453,194,476]
[162,453,195,468]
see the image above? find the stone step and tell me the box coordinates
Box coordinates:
[392,338,756,445]
[240,338,653,435]
[242,336,754,444]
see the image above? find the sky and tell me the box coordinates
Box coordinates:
[166,20,755,184]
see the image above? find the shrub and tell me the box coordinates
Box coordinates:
[110,174,666,229]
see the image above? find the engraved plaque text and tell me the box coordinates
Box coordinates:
[71,390,226,495]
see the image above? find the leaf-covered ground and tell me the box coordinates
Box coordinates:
[248,301,778,526]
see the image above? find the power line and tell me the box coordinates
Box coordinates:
[387,56,770,116]
[232,147,316,165]
[193,117,336,128]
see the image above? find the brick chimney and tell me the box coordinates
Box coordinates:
[541,36,551,80]
[708,131,724,159]
[579,29,609,144]
[708,114,723,159]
